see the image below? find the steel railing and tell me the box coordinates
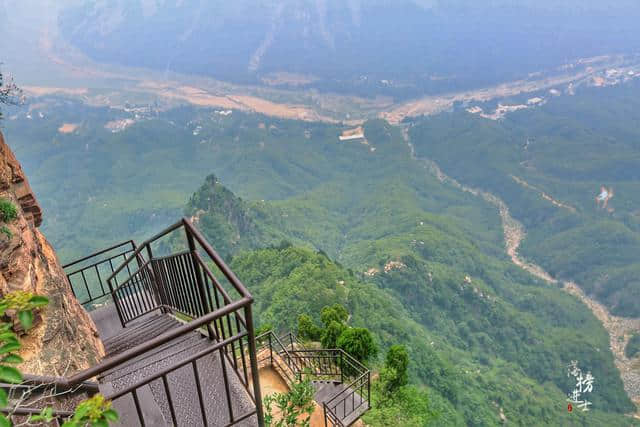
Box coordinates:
[63,240,138,309]
[25,218,265,426]
[255,332,370,426]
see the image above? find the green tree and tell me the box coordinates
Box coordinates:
[336,327,377,365]
[320,303,348,327]
[321,320,345,349]
[381,345,409,393]
[297,314,322,341]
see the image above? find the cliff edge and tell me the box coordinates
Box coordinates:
[0,131,104,376]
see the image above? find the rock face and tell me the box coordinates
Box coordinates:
[0,131,104,376]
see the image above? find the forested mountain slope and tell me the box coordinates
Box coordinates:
[409,80,640,318]
[187,173,635,424]
[4,84,639,423]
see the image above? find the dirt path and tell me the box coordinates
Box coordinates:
[402,127,640,414]
[510,175,577,213]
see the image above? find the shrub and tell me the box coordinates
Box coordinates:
[321,320,346,349]
[0,199,17,222]
[381,345,409,393]
[0,225,11,239]
[320,303,348,327]
[337,327,378,365]
[297,314,322,341]
[256,323,274,337]
[264,377,315,427]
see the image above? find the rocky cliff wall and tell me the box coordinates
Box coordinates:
[0,131,104,376]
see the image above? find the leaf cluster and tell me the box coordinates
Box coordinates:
[263,378,315,427]
[0,200,17,224]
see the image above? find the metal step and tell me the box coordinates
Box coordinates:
[312,380,369,427]
[100,314,257,426]
[103,314,181,357]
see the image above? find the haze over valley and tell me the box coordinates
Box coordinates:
[1,1,640,425]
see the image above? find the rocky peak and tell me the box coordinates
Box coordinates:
[0,131,103,376]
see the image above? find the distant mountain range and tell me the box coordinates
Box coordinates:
[58,0,640,99]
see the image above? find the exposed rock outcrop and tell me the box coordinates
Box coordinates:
[0,131,104,376]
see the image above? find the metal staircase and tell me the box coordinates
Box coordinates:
[3,219,264,426]
[1,218,370,426]
[255,332,371,426]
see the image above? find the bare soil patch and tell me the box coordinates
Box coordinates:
[57,123,78,134]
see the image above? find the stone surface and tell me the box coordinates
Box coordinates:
[0,131,104,376]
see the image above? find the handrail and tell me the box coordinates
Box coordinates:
[104,331,247,400]
[182,219,252,298]
[105,218,251,304]
[324,371,368,407]
[256,330,301,376]
[51,219,264,426]
[19,374,100,393]
[64,240,138,308]
[62,240,135,269]
[106,220,183,282]
[323,402,344,427]
[64,250,134,278]
[60,297,251,386]
[111,259,151,293]
[259,333,371,426]
[195,251,234,305]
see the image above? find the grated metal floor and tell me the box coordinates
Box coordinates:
[98,314,256,426]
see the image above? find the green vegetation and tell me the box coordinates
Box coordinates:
[263,378,315,427]
[626,334,640,359]
[297,314,322,341]
[230,246,635,425]
[0,291,118,427]
[0,226,11,239]
[7,86,640,424]
[59,395,118,427]
[380,345,409,394]
[337,328,378,366]
[410,81,640,317]
[0,199,17,223]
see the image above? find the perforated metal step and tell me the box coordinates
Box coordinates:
[312,380,369,427]
[99,314,256,426]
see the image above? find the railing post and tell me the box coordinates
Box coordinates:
[146,245,153,264]
[340,352,344,384]
[145,244,167,314]
[108,278,126,328]
[185,228,211,314]
[269,333,273,366]
[323,403,328,427]
[367,370,371,408]
[244,304,265,426]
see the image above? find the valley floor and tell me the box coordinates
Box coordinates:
[403,126,640,416]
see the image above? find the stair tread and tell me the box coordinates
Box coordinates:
[99,314,256,426]
[312,380,369,426]
[104,315,182,357]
